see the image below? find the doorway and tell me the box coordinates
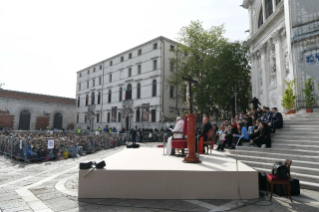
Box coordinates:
[19,110,31,130]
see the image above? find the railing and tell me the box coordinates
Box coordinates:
[0,130,170,163]
[296,94,319,110]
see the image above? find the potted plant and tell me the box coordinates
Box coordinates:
[281,79,298,115]
[303,78,315,113]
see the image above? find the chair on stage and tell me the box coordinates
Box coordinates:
[266,159,293,202]
[171,115,188,156]
[203,128,214,154]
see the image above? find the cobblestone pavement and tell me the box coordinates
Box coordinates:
[0,144,319,212]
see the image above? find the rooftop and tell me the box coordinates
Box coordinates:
[0,89,76,105]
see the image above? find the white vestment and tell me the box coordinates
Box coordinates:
[167,120,184,155]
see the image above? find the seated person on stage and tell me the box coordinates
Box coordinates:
[166,117,184,155]
[249,122,271,148]
[198,117,213,154]
[229,123,249,149]
[268,107,283,133]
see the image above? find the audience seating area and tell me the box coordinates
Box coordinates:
[225,110,319,191]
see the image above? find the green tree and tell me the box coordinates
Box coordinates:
[168,21,251,119]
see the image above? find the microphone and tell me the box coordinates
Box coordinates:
[235,132,250,201]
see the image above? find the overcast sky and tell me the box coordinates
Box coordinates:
[0,0,249,99]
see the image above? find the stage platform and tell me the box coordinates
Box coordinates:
[78,143,259,199]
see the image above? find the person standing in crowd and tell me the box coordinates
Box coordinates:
[268,107,283,133]
[198,117,213,154]
[97,126,102,133]
[139,128,143,143]
[250,97,261,110]
[166,117,184,155]
[131,128,137,145]
[77,127,82,134]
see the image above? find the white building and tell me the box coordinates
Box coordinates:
[242,0,319,111]
[75,37,187,131]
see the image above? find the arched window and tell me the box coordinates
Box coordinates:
[85,95,89,106]
[19,110,31,130]
[98,92,101,104]
[77,96,80,107]
[258,8,263,28]
[108,90,112,103]
[119,87,123,101]
[137,83,141,99]
[126,84,132,100]
[152,80,157,97]
[91,92,95,105]
[53,113,63,129]
[265,0,273,19]
[136,108,140,122]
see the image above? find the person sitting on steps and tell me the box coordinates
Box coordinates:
[249,122,271,148]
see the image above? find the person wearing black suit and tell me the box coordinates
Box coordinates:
[268,107,283,133]
[264,107,273,124]
[249,97,261,110]
[197,117,213,153]
[250,122,271,147]
[131,129,137,145]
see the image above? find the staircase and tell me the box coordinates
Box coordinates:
[225,110,319,191]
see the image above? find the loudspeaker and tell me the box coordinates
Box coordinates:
[79,161,93,170]
[126,144,140,148]
[95,160,106,169]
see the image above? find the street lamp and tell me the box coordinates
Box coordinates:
[234,92,238,115]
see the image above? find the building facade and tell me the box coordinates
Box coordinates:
[0,89,76,130]
[242,0,319,111]
[75,37,187,131]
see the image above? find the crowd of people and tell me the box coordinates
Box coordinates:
[0,132,130,162]
[166,97,284,154]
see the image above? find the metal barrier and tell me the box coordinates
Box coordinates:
[0,130,171,163]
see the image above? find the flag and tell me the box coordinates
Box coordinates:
[123,87,126,99]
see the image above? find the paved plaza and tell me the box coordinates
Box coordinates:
[0,144,319,212]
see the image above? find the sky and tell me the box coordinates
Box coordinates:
[0,0,249,99]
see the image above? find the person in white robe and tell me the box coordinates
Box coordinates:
[166,117,184,155]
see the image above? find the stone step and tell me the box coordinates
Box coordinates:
[271,139,319,145]
[281,125,319,129]
[233,146,319,156]
[273,134,319,139]
[255,167,319,186]
[240,160,319,176]
[226,154,319,169]
[282,121,319,125]
[299,181,319,191]
[225,149,319,162]
[276,131,319,136]
[271,143,319,151]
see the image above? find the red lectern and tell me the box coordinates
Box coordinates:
[183,114,201,163]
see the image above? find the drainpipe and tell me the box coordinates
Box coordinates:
[100,63,105,128]
[161,38,165,126]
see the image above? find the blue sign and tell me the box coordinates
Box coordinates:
[306,53,319,65]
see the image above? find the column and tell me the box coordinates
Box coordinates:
[275,29,286,112]
[259,43,269,105]
[250,51,257,97]
[272,0,276,11]
[248,4,254,34]
[262,0,267,23]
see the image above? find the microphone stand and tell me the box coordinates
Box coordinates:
[235,132,250,201]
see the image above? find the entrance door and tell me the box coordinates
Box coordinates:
[19,110,31,130]
[126,116,129,131]
[53,113,63,129]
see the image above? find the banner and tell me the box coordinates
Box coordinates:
[111,107,117,122]
[142,104,150,122]
[48,140,54,149]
